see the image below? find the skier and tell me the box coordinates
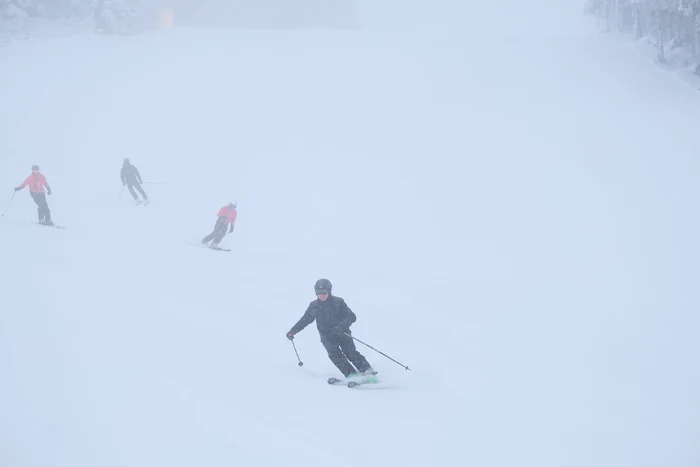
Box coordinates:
[201,202,237,248]
[286,279,376,379]
[15,165,54,226]
[121,158,149,204]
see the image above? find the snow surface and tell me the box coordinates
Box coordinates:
[1,2,699,466]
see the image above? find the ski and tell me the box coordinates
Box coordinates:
[327,375,379,388]
[38,223,65,229]
[347,376,379,388]
[195,242,231,252]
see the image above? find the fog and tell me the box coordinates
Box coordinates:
[1,1,698,467]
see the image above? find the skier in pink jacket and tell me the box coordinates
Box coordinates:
[15,165,54,225]
[201,202,237,248]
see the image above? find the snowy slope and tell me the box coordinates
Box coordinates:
[1,3,699,467]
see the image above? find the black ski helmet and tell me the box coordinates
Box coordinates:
[31,165,39,171]
[123,158,130,165]
[314,278,332,295]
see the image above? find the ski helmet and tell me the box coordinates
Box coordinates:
[123,158,130,165]
[314,278,332,295]
[31,165,39,171]
[229,201,237,209]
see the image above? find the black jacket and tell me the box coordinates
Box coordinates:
[289,295,357,337]
[121,164,142,185]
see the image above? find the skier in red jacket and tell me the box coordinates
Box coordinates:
[15,165,54,225]
[201,202,237,248]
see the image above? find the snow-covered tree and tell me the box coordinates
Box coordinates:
[93,0,139,35]
[0,1,29,42]
[587,0,700,71]
[1,0,140,38]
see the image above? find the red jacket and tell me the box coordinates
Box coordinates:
[18,173,50,193]
[218,205,237,224]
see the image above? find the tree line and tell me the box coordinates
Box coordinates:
[1,0,138,37]
[586,0,700,69]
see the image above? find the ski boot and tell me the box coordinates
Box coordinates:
[346,371,378,387]
[361,367,378,376]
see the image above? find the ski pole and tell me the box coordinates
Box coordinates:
[291,340,304,366]
[345,333,411,371]
[119,186,124,199]
[1,191,16,217]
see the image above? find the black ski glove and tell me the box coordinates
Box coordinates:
[286,331,295,340]
[229,224,234,233]
[46,188,51,195]
[14,187,20,192]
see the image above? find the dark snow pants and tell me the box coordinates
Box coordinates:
[202,217,228,244]
[127,181,148,200]
[30,192,51,222]
[321,332,371,378]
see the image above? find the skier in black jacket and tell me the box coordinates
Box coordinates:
[121,158,149,204]
[287,279,376,378]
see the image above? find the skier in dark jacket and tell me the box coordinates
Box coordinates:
[287,279,376,378]
[121,158,148,204]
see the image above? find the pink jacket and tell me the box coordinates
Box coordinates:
[18,173,50,193]
[218,206,237,224]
